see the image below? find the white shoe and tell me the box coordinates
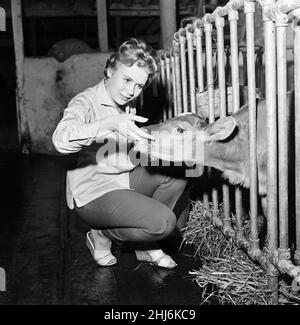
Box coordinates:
[86,230,117,266]
[135,249,177,269]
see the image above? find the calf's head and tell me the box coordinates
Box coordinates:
[134,113,238,166]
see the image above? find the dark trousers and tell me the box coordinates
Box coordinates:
[75,166,187,244]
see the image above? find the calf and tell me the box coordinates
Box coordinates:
[137,91,294,217]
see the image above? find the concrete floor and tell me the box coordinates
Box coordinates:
[0,152,204,305]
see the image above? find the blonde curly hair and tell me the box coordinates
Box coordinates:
[104,38,160,88]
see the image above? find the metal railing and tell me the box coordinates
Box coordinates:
[158,0,300,304]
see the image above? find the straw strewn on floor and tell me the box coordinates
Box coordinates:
[181,200,300,305]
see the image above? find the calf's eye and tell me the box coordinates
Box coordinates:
[177,127,185,133]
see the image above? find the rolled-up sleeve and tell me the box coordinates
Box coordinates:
[52,97,110,154]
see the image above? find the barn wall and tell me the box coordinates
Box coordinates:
[22,52,110,155]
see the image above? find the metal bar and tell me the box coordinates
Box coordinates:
[215,10,232,233]
[245,0,259,252]
[186,24,197,114]
[197,0,244,26]
[204,18,215,123]
[165,0,300,298]
[160,55,167,121]
[170,51,178,117]
[215,11,227,119]
[165,52,173,119]
[205,212,300,285]
[264,0,279,253]
[263,0,279,305]
[194,18,209,201]
[194,19,205,93]
[294,18,300,265]
[204,16,219,221]
[203,190,210,211]
[206,212,267,270]
[276,13,289,250]
[228,0,245,12]
[275,0,300,14]
[173,39,183,114]
[264,0,300,21]
[228,3,245,243]
[179,28,189,113]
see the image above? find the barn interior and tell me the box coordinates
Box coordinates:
[0,0,299,306]
[0,0,231,305]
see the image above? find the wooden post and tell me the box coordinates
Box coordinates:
[159,0,177,49]
[0,6,6,31]
[96,0,109,52]
[11,0,29,153]
[0,267,5,292]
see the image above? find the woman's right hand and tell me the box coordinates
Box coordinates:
[99,114,154,142]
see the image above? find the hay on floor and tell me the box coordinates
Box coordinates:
[181,200,300,305]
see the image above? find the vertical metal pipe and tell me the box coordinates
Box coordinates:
[171,50,178,117]
[204,17,219,219]
[294,18,300,264]
[194,19,209,209]
[245,0,259,251]
[215,12,227,118]
[173,38,183,114]
[204,19,215,123]
[165,52,173,119]
[193,19,208,209]
[160,55,167,121]
[194,20,205,93]
[229,3,245,242]
[186,24,197,113]
[202,189,210,211]
[215,10,231,232]
[263,0,279,304]
[264,1,278,251]
[179,28,189,113]
[228,5,241,114]
[276,13,289,250]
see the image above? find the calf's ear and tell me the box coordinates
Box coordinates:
[206,116,237,141]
